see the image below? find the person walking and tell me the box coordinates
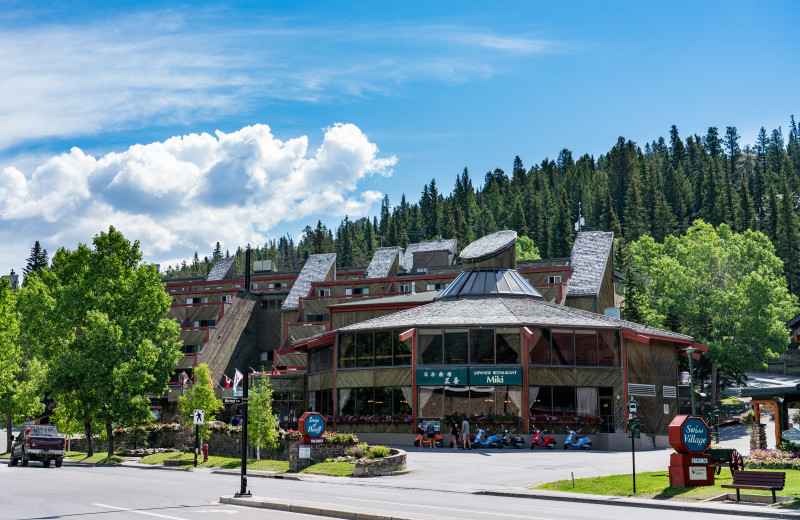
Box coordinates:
[426,420,436,448]
[461,417,471,450]
[417,420,425,449]
[449,421,459,448]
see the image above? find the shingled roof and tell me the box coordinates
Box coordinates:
[365,247,401,279]
[566,231,614,297]
[460,230,517,261]
[207,258,235,281]
[402,238,458,269]
[337,294,692,342]
[281,253,336,310]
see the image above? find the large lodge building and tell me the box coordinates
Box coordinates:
[159,230,703,449]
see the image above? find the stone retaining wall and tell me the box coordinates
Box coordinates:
[353,449,406,476]
[286,441,347,471]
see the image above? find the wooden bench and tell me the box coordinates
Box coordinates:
[721,470,786,503]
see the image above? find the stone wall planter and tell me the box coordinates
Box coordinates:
[352,449,406,477]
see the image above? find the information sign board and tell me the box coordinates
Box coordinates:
[783,428,800,441]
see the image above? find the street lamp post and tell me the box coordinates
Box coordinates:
[684,347,699,415]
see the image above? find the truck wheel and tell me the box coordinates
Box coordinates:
[21,456,28,467]
[43,459,51,468]
[9,456,17,467]
[55,458,63,468]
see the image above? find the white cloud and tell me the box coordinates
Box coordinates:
[0,123,396,269]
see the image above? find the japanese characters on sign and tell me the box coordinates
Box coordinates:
[415,367,468,386]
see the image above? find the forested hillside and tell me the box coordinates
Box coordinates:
[164,117,800,295]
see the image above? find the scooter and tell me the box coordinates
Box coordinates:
[473,428,501,448]
[563,428,592,450]
[530,426,557,449]
[414,432,444,448]
[449,429,476,449]
[499,428,525,449]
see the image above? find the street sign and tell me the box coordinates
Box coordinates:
[223,397,246,405]
[627,399,639,415]
[193,409,205,425]
[627,417,641,438]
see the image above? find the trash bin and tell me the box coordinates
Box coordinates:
[202,444,209,462]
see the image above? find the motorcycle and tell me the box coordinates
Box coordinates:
[563,428,592,450]
[499,428,525,449]
[473,428,501,448]
[414,432,444,448]
[530,426,557,449]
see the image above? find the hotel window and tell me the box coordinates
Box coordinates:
[250,284,259,289]
[268,282,288,289]
[398,283,414,293]
[221,295,232,303]
[547,275,562,284]
[306,314,328,322]
[469,328,494,364]
[418,329,443,365]
[345,287,370,295]
[317,288,331,297]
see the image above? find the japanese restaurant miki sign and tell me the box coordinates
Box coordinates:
[416,366,522,386]
[416,368,468,385]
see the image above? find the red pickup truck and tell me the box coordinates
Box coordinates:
[9,425,66,468]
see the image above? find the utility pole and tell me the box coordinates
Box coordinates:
[235,372,251,497]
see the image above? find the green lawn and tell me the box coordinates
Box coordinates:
[719,394,743,406]
[65,451,125,464]
[138,452,289,472]
[297,462,354,477]
[535,469,800,502]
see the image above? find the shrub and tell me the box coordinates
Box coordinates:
[366,445,391,459]
[345,443,368,458]
[778,441,800,456]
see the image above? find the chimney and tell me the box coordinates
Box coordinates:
[244,247,251,293]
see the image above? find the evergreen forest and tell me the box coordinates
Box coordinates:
[164,118,800,297]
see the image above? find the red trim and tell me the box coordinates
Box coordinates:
[522,329,529,435]
[517,266,571,274]
[285,331,336,353]
[621,329,651,344]
[411,330,418,428]
[332,335,338,432]
[399,328,415,342]
[622,338,628,411]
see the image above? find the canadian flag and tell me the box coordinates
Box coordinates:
[225,375,231,388]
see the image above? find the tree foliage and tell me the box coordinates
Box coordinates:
[177,364,223,440]
[626,221,798,399]
[248,376,280,456]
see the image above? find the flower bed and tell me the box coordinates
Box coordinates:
[326,414,413,424]
[745,449,800,469]
[442,412,522,425]
[113,422,182,435]
[529,414,603,426]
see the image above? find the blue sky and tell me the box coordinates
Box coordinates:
[1,1,798,275]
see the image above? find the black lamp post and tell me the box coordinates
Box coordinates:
[683,347,699,415]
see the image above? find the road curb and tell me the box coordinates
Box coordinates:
[478,489,800,518]
[220,495,442,520]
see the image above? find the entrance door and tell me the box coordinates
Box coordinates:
[600,396,614,433]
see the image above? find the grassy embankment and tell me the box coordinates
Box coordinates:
[535,469,800,507]
[138,451,354,476]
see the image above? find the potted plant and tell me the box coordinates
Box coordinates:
[739,409,756,426]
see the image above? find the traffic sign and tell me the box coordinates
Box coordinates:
[223,397,246,405]
[627,399,639,415]
[193,409,205,425]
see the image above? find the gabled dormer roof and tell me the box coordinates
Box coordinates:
[565,231,614,297]
[402,238,458,270]
[365,247,402,279]
[207,258,235,281]
[281,253,336,310]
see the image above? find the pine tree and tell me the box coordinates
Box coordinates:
[476,206,497,237]
[776,177,800,295]
[734,176,757,232]
[669,125,686,170]
[651,193,676,242]
[724,126,741,182]
[23,241,49,277]
[379,195,390,238]
[663,164,688,223]
[623,170,648,240]
[212,242,223,260]
[765,184,780,243]
[509,197,528,236]
[549,190,572,257]
[599,188,622,236]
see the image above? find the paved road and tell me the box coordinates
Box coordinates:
[1,463,784,520]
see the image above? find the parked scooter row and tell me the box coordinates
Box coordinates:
[442,425,590,450]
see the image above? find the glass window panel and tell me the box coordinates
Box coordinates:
[551,329,574,366]
[443,386,470,418]
[391,387,412,415]
[418,387,444,418]
[470,328,494,364]
[374,387,392,415]
[418,329,443,365]
[529,385,552,414]
[469,386,495,416]
[356,332,374,368]
[340,388,355,415]
[575,330,597,366]
[528,328,551,365]
[496,386,521,416]
[444,329,469,364]
[375,331,393,367]
[394,330,412,366]
[496,328,521,364]
[355,387,373,416]
[552,386,576,414]
[599,329,620,366]
[338,334,355,368]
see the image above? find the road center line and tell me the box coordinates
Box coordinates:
[93,503,190,520]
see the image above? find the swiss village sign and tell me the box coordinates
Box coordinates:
[668,415,714,487]
[415,366,522,386]
[298,412,326,445]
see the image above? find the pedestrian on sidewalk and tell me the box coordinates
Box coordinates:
[417,420,425,449]
[426,420,436,448]
[449,421,459,448]
[461,417,471,450]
